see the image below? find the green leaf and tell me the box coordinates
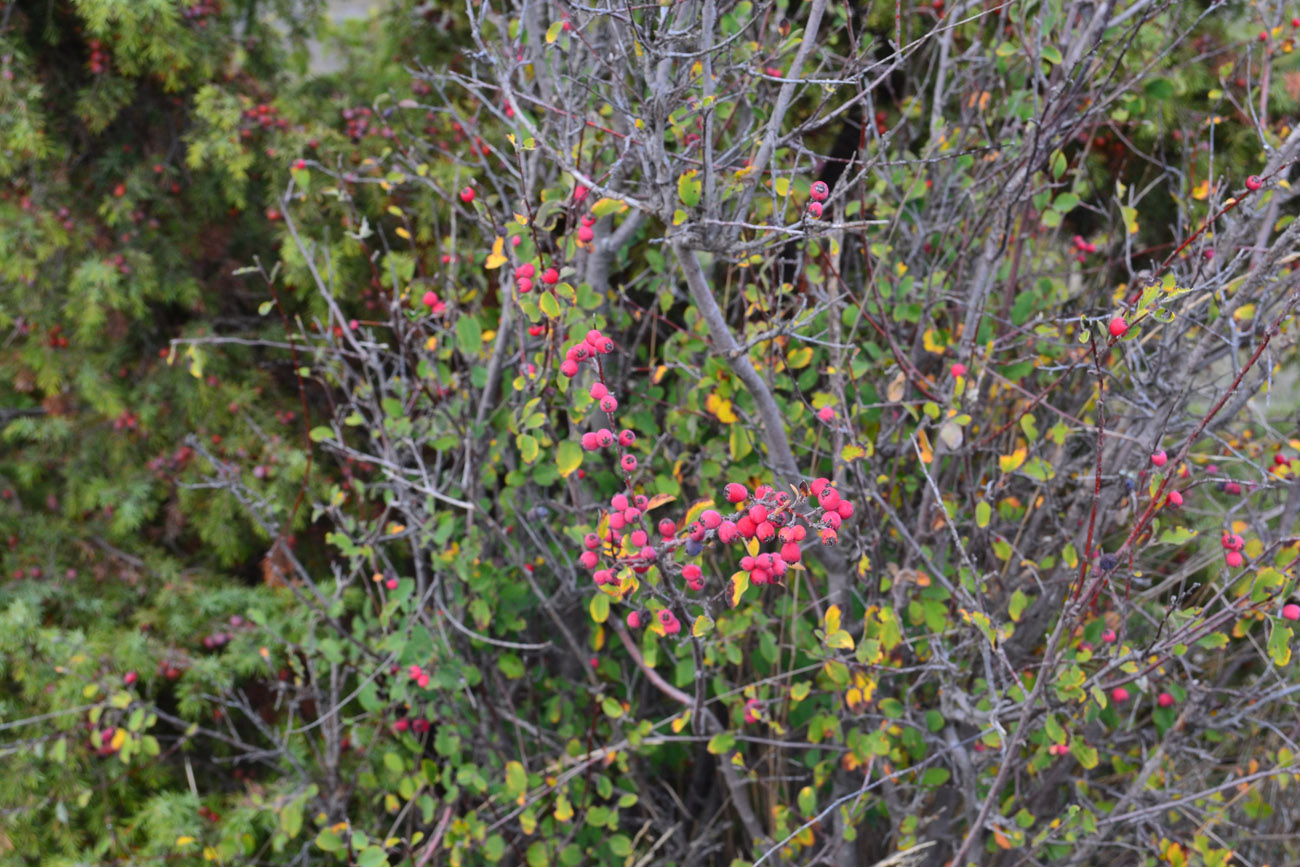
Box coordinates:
[517,434,539,464]
[280,798,303,839]
[309,426,332,443]
[976,501,991,528]
[1009,589,1030,622]
[539,292,560,319]
[996,41,1017,57]
[1041,45,1063,65]
[457,315,482,355]
[1050,150,1067,180]
[315,830,343,853]
[678,170,702,207]
[1269,623,1293,666]
[729,425,752,461]
[878,698,904,718]
[545,21,563,44]
[556,440,583,478]
[589,593,609,623]
[707,731,736,754]
[358,847,388,867]
[1070,741,1099,769]
[797,785,816,816]
[921,767,950,786]
[505,760,527,798]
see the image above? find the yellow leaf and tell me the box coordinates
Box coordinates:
[644,493,676,512]
[671,711,691,733]
[485,236,507,269]
[394,226,411,240]
[841,444,867,461]
[110,728,127,751]
[1192,179,1209,200]
[176,837,196,847]
[729,571,750,607]
[774,177,790,196]
[553,796,574,822]
[825,604,842,634]
[917,429,934,464]
[922,328,947,353]
[787,346,813,369]
[825,630,855,650]
[1000,446,1027,473]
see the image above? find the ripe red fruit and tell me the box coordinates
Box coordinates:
[293,159,307,170]
[459,186,475,203]
[1101,628,1117,643]
[618,430,636,447]
[810,477,831,496]
[817,405,835,421]
[717,521,739,543]
[516,277,532,293]
[951,362,967,377]
[1157,692,1175,708]
[658,519,675,536]
[516,263,535,279]
[590,382,609,400]
[577,225,594,243]
[820,528,838,546]
[724,483,749,503]
[124,671,137,686]
[1165,490,1183,508]
[560,359,579,377]
[621,454,638,472]
[659,610,681,635]
[809,181,829,201]
[1108,315,1128,337]
[1151,450,1167,467]
[700,509,722,529]
[1282,603,1300,621]
[1111,687,1130,703]
[780,541,802,563]
[806,201,823,218]
[422,290,438,307]
[1225,551,1243,568]
[682,564,702,582]
[627,611,642,628]
[1246,175,1263,191]
[541,267,560,285]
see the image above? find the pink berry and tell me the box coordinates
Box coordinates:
[806,201,823,218]
[627,611,642,628]
[1111,687,1130,703]
[1101,628,1117,643]
[1226,551,1243,568]
[682,564,702,582]
[459,186,475,203]
[621,454,638,472]
[578,226,594,243]
[810,180,829,201]
[724,483,749,503]
[700,509,723,530]
[542,267,559,285]
[581,432,599,450]
[951,362,967,377]
[1165,490,1183,508]
[659,610,681,635]
[623,507,640,522]
[1157,692,1174,708]
[590,382,609,400]
[593,569,612,585]
[810,477,831,496]
[560,359,579,377]
[1282,603,1300,621]
[618,430,636,447]
[1151,450,1167,468]
[822,510,842,529]
[1246,175,1263,191]
[421,290,438,308]
[817,405,835,422]
[417,673,430,688]
[1108,315,1128,337]
[579,551,599,569]
[584,533,601,549]
[820,528,838,546]
[516,263,535,279]
[717,520,739,543]
[658,519,676,536]
[124,671,137,685]
[837,500,854,519]
[818,487,841,510]
[780,541,802,563]
[386,578,399,590]
[629,530,648,547]
[600,395,619,413]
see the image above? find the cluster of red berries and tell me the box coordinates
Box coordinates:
[420,289,447,315]
[577,213,597,244]
[86,39,109,75]
[240,103,289,138]
[1071,234,1097,263]
[392,716,431,734]
[558,327,616,378]
[341,106,392,141]
[512,262,561,295]
[807,180,828,218]
[405,664,431,690]
[112,409,139,432]
[1221,530,1246,569]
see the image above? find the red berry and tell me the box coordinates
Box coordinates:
[459,186,475,203]
[581,432,599,450]
[1226,551,1243,568]
[560,359,580,377]
[951,362,967,377]
[627,611,642,628]
[817,405,835,421]
[1151,450,1167,468]
[780,541,802,563]
[1165,490,1183,508]
[1157,692,1174,708]
[700,509,722,529]
[1101,628,1117,643]
[124,671,137,685]
[682,564,702,582]
[1111,687,1130,703]
[590,382,609,400]
[1282,603,1300,621]
[599,395,619,413]
[809,181,829,201]
[542,267,560,285]
[621,454,638,472]
[618,430,636,447]
[717,520,739,543]
[724,483,749,503]
[422,290,439,308]
[658,519,676,536]
[517,278,532,293]
[516,263,535,279]
[810,477,831,496]
[820,528,838,546]
[1108,315,1128,337]
[1246,175,1263,191]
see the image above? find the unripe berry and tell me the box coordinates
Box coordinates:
[1111,687,1129,703]
[621,454,638,472]
[1108,315,1128,337]
[600,395,619,413]
[724,483,749,503]
[542,267,560,285]
[590,382,609,400]
[658,519,676,536]
[700,509,723,529]
[1151,450,1167,467]
[682,564,702,582]
[810,180,829,201]
[1157,692,1175,708]
[618,430,636,447]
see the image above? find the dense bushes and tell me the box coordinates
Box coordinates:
[5,0,1300,865]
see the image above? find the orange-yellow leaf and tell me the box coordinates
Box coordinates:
[729,571,750,607]
[1000,446,1027,473]
[485,236,507,269]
